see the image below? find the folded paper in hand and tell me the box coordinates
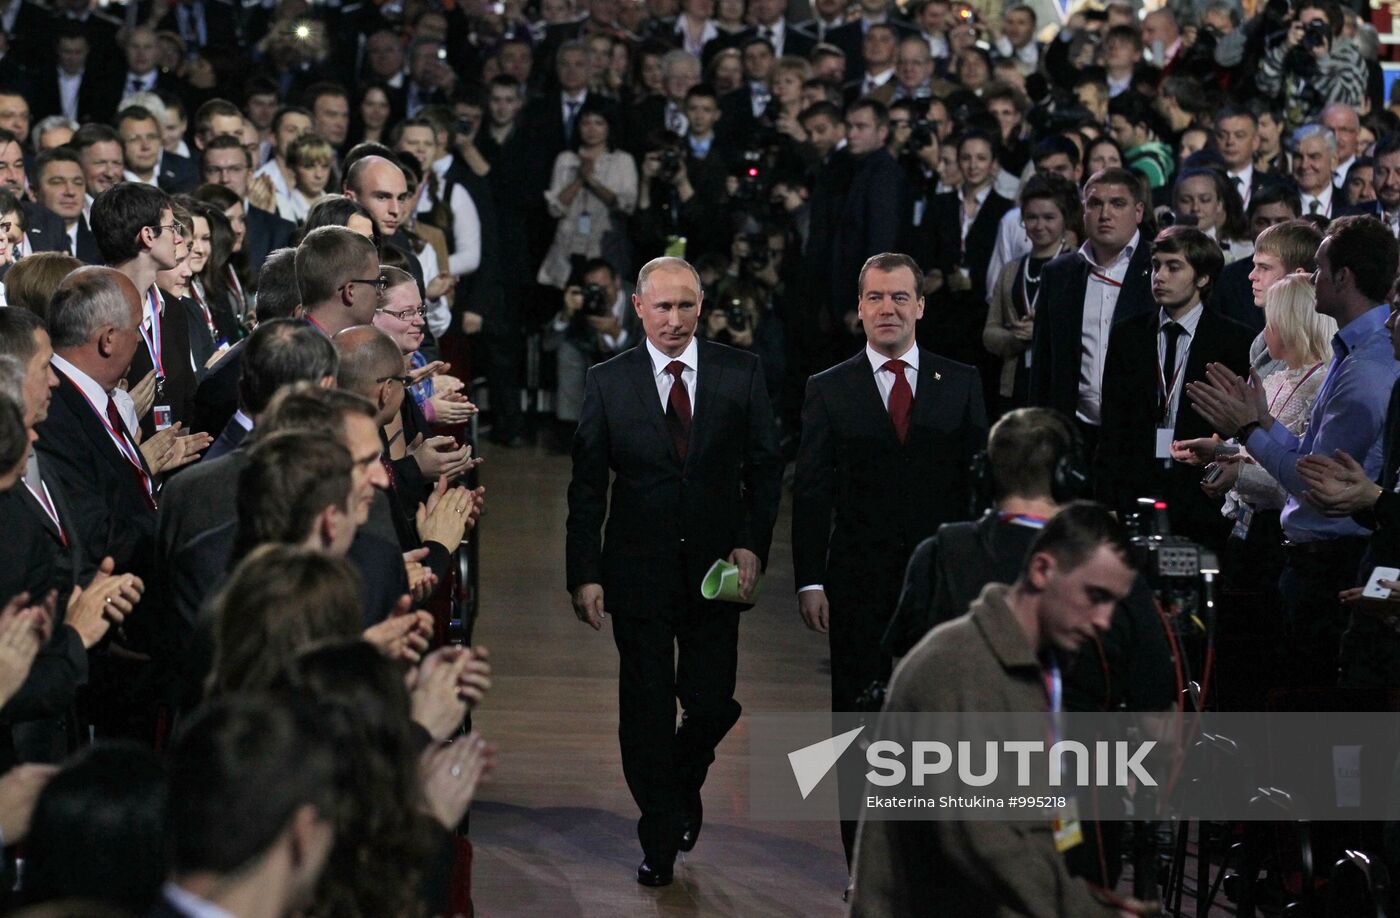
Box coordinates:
[701,558,761,602]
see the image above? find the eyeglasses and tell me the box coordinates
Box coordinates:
[0,221,14,234]
[345,275,389,294]
[376,374,413,386]
[152,223,184,239]
[376,305,427,321]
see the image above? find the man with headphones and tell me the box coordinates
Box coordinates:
[880,407,1176,889]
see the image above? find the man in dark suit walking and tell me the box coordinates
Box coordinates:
[792,251,987,866]
[1096,226,1254,546]
[1030,167,1156,457]
[566,256,782,887]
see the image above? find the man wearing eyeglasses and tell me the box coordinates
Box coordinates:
[200,134,297,275]
[296,226,383,340]
[0,127,71,259]
[92,181,198,442]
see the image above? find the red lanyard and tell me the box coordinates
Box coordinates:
[24,478,65,546]
[191,283,215,336]
[1268,362,1324,416]
[138,287,164,379]
[1155,343,1187,420]
[1089,270,1123,288]
[59,369,153,501]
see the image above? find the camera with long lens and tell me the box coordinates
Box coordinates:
[725,300,750,332]
[581,283,609,317]
[658,147,681,182]
[733,150,768,203]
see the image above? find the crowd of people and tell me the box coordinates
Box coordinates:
[0,0,1399,911]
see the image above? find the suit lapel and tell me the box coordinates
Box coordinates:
[910,347,944,434]
[686,341,724,467]
[55,371,154,481]
[624,346,681,464]
[850,351,901,447]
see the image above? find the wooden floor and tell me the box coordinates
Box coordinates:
[468,441,850,917]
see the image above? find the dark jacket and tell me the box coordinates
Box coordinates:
[565,339,783,616]
[831,148,911,323]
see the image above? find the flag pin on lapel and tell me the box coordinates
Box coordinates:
[934,372,941,380]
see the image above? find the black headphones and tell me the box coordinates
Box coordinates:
[969,409,1090,512]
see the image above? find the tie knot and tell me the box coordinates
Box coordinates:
[1163,321,1184,339]
[666,360,687,381]
[883,358,906,375]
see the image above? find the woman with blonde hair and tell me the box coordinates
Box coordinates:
[765,56,811,142]
[1176,274,1334,589]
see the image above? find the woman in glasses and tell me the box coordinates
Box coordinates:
[371,263,478,429]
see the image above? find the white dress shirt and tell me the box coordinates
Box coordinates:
[1077,230,1139,426]
[754,17,788,56]
[861,67,895,96]
[123,69,158,94]
[58,69,83,122]
[50,353,140,454]
[1300,184,1334,218]
[162,883,238,918]
[254,157,291,199]
[422,153,483,278]
[798,342,917,594]
[675,15,719,56]
[1333,154,1355,190]
[645,335,698,413]
[1157,302,1203,428]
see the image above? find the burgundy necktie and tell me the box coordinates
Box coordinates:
[105,398,156,510]
[884,358,913,444]
[665,360,691,460]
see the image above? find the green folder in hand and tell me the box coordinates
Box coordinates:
[701,558,761,602]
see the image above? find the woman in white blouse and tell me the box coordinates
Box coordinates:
[537,102,638,289]
[674,0,720,58]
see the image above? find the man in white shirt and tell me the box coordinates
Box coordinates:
[846,23,898,102]
[995,4,1041,74]
[117,107,168,187]
[33,147,92,262]
[1322,102,1360,188]
[1216,106,1267,209]
[1293,122,1340,218]
[120,26,163,96]
[253,106,312,203]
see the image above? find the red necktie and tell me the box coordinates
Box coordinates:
[884,359,913,444]
[105,398,156,511]
[665,360,691,460]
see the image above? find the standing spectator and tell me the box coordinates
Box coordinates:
[1292,123,1342,219]
[537,101,638,289]
[1256,0,1366,130]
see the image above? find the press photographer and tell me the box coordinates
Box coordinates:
[1254,0,1366,129]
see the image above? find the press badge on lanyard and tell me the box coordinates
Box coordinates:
[1045,660,1083,852]
[1155,345,1183,461]
[141,288,173,431]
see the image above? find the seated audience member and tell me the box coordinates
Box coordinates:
[370,266,476,426]
[20,742,168,913]
[156,695,340,918]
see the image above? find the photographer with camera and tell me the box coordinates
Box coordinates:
[542,258,639,450]
[632,89,734,264]
[1255,0,1366,131]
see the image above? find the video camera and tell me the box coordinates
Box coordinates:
[1124,498,1220,671]
[658,147,682,182]
[581,283,609,316]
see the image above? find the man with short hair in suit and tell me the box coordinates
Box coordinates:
[33,147,99,263]
[117,105,198,195]
[831,99,911,351]
[701,0,815,66]
[566,256,783,887]
[842,23,899,105]
[0,129,68,255]
[1291,122,1342,219]
[1030,167,1156,457]
[1095,226,1254,546]
[198,134,296,274]
[792,251,987,868]
[823,0,917,83]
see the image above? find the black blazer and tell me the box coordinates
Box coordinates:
[701,21,816,67]
[157,151,199,195]
[34,369,158,608]
[831,147,912,322]
[1095,306,1254,543]
[21,201,69,255]
[191,337,244,442]
[565,339,783,616]
[1029,240,1155,419]
[1206,256,1263,336]
[30,66,120,125]
[921,188,1015,301]
[124,287,199,439]
[204,415,248,461]
[791,346,988,611]
[157,448,244,568]
[242,205,295,276]
[72,214,101,264]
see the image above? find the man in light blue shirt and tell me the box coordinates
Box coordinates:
[1188,215,1400,687]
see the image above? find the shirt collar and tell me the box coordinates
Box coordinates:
[51,353,109,411]
[162,883,239,918]
[1079,229,1139,272]
[1229,163,1253,184]
[1336,303,1391,356]
[1159,302,1204,336]
[233,409,254,432]
[865,342,919,374]
[646,335,699,376]
[958,183,991,207]
[864,67,895,88]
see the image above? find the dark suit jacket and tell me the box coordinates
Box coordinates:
[791,347,987,616]
[72,215,100,264]
[1029,240,1155,419]
[243,206,296,275]
[21,201,69,255]
[191,335,245,439]
[157,447,243,568]
[204,415,248,461]
[1095,306,1254,544]
[565,339,783,616]
[1207,257,1263,335]
[922,188,1015,302]
[35,369,158,648]
[157,151,199,195]
[30,66,120,125]
[147,0,243,54]
[831,148,911,323]
[125,288,199,438]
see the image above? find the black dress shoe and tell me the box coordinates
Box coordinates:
[637,858,674,887]
[678,793,703,852]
